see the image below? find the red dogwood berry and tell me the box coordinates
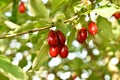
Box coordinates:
[56,30,66,45]
[77,27,87,43]
[88,21,98,35]
[19,2,26,13]
[49,46,59,57]
[59,45,68,58]
[47,30,58,46]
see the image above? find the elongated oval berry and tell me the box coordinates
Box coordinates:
[49,46,59,57]
[59,45,68,58]
[77,27,87,43]
[47,30,58,46]
[19,2,26,13]
[113,12,120,19]
[88,21,98,35]
[56,30,66,45]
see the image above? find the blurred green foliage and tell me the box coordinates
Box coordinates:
[0,0,120,80]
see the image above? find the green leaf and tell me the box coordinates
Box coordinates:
[97,16,114,39]
[55,20,69,35]
[32,42,49,70]
[74,2,85,13]
[93,4,120,18]
[34,19,51,28]
[0,55,11,63]
[4,20,20,29]
[53,11,65,22]
[112,0,120,6]
[0,0,11,9]
[67,28,76,48]
[15,22,34,33]
[31,29,49,50]
[0,55,27,80]
[0,73,9,80]
[29,0,49,18]
[52,0,68,13]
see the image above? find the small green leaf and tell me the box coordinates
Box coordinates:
[53,11,65,22]
[93,4,120,18]
[0,55,27,80]
[97,16,114,39]
[29,0,49,18]
[74,2,85,13]
[32,42,49,70]
[4,20,20,29]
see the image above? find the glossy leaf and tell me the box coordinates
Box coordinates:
[93,4,120,18]
[97,16,114,39]
[0,55,27,80]
[32,42,49,70]
[29,0,49,18]
[4,20,20,29]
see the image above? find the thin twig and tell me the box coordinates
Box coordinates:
[0,15,78,39]
[0,26,52,39]
[64,15,78,23]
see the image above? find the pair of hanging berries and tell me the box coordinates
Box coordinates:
[19,1,26,13]
[47,30,68,58]
[77,21,98,43]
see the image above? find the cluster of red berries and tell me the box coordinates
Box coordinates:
[112,12,120,19]
[47,30,68,58]
[19,1,26,13]
[77,21,98,43]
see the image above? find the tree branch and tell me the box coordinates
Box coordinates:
[0,26,52,39]
[0,15,78,39]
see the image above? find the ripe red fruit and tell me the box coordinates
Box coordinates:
[113,12,120,19]
[59,45,68,58]
[88,21,98,35]
[49,46,59,57]
[77,27,87,43]
[47,30,58,46]
[56,30,66,45]
[19,2,26,13]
